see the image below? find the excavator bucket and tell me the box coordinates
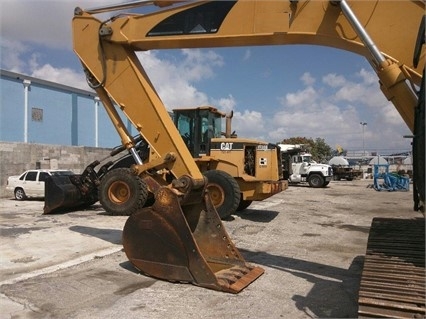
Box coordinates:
[44,160,102,214]
[43,175,94,214]
[122,181,264,293]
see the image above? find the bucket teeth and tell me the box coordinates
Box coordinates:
[216,265,265,293]
[217,266,248,281]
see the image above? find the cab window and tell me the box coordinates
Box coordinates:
[39,172,49,182]
[147,1,236,36]
[25,171,38,181]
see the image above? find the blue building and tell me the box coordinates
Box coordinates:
[0,69,136,148]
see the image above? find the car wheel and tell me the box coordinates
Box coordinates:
[99,168,148,216]
[14,188,26,200]
[308,174,324,188]
[203,170,240,220]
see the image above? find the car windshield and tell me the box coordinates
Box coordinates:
[50,171,74,176]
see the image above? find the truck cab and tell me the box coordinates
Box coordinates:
[279,144,333,188]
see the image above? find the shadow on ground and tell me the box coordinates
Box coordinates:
[234,209,279,222]
[241,248,363,318]
[69,225,122,244]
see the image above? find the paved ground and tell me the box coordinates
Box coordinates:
[0,179,423,319]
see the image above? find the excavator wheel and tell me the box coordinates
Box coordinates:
[99,168,148,216]
[203,170,240,219]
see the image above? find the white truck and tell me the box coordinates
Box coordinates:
[278,144,333,188]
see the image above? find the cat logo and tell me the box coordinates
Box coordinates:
[220,142,233,150]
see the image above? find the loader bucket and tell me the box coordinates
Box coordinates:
[43,175,92,214]
[122,184,264,293]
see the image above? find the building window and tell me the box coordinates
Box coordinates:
[32,107,43,122]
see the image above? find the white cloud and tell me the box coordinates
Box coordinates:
[31,64,90,90]
[332,69,389,110]
[322,73,346,88]
[381,103,408,126]
[334,83,365,102]
[232,110,266,140]
[180,49,224,81]
[301,72,315,86]
[0,39,28,73]
[281,86,318,107]
[1,38,87,89]
[212,95,237,113]
[0,0,118,50]
[138,50,224,109]
[269,67,409,152]
[357,68,377,85]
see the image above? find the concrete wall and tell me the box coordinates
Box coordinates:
[0,141,115,198]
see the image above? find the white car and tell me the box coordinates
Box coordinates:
[6,169,74,200]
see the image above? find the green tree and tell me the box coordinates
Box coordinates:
[311,138,333,163]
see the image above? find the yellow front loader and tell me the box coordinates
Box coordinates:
[173,106,287,218]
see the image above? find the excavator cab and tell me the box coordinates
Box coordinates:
[173,106,224,157]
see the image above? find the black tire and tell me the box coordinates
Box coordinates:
[237,198,252,211]
[308,174,324,188]
[14,188,26,200]
[346,177,354,181]
[324,181,330,186]
[80,194,99,209]
[203,170,240,219]
[99,168,148,216]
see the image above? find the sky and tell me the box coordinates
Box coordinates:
[0,0,415,155]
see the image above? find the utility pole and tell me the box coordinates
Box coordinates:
[360,122,367,160]
[23,79,31,143]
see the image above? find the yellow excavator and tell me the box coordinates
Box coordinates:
[46,0,424,310]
